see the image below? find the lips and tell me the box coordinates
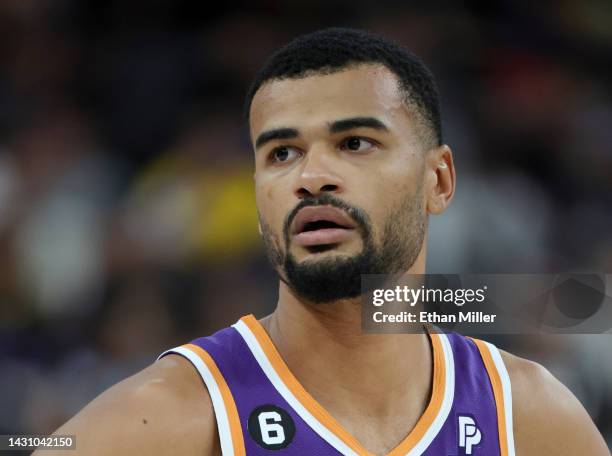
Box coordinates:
[291,206,357,247]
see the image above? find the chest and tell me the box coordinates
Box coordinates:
[161,318,513,455]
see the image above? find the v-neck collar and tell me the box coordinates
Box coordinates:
[233,314,454,456]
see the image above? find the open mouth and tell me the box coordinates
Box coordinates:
[301,220,349,232]
[291,206,357,249]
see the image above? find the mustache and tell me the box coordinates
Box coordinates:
[283,193,372,245]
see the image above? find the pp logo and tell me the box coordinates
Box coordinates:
[458,415,482,454]
[248,405,295,450]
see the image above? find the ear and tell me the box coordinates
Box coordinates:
[425,144,456,215]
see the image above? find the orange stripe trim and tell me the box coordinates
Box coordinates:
[241,315,446,456]
[184,343,246,456]
[470,338,509,456]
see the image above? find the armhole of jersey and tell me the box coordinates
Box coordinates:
[470,338,516,456]
[157,345,246,456]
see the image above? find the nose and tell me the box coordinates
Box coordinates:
[294,147,344,199]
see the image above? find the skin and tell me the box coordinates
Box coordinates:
[38,64,610,455]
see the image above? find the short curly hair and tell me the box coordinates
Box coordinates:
[245,27,442,147]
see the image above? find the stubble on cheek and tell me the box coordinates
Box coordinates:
[255,183,284,266]
[259,215,285,269]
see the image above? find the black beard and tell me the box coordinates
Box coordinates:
[260,191,425,304]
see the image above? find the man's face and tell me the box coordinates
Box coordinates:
[249,64,429,303]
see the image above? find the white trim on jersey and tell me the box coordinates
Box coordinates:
[157,347,236,456]
[484,342,516,456]
[233,319,361,456]
[405,332,455,456]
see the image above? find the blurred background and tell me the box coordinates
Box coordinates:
[0,0,611,447]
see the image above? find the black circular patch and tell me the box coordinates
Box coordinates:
[248,404,295,450]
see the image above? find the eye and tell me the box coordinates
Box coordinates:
[269,146,301,164]
[340,137,376,152]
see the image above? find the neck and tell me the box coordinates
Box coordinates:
[259,251,432,425]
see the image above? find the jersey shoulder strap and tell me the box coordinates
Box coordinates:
[449,333,516,456]
[158,323,247,455]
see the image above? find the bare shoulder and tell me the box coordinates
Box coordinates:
[35,354,220,456]
[499,349,610,455]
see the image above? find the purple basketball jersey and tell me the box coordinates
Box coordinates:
[158,315,515,455]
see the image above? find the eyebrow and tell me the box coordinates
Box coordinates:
[329,117,389,134]
[255,128,298,149]
[254,117,389,150]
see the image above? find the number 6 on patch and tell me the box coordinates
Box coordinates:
[248,404,296,450]
[259,411,286,444]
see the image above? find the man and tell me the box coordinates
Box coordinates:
[42,28,609,455]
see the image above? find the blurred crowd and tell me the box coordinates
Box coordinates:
[0,0,610,446]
